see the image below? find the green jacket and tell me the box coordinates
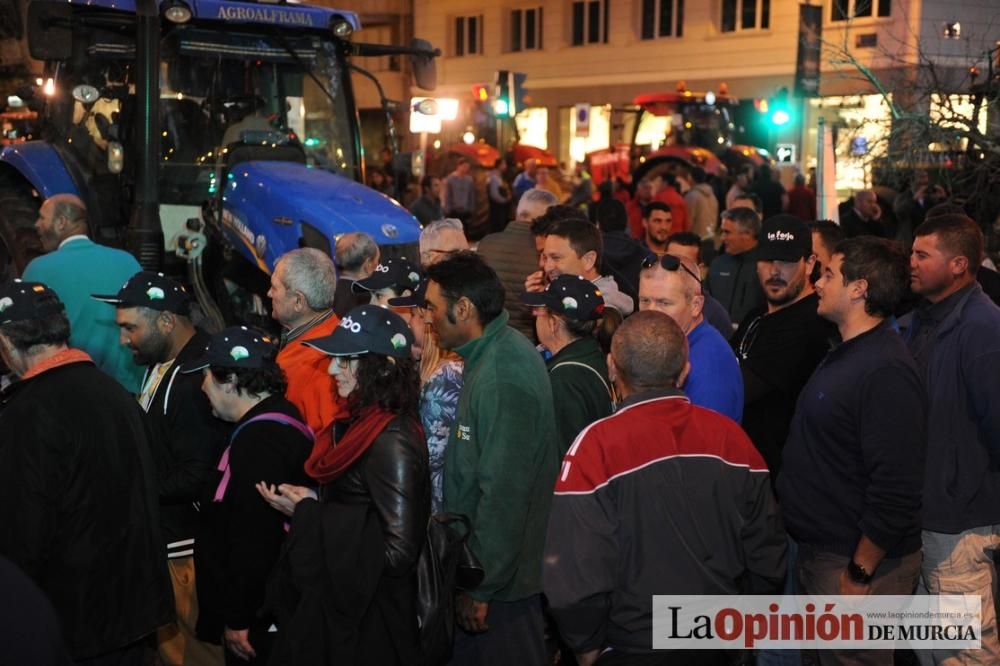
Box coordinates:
[444,311,559,602]
[547,336,614,456]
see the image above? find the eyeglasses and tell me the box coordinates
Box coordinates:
[333,356,360,369]
[641,253,702,285]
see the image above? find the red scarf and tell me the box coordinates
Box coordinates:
[305,405,397,484]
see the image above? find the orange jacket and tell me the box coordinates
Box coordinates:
[277,314,350,439]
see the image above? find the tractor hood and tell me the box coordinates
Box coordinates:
[221,161,421,272]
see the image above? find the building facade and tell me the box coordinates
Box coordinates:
[410,0,999,193]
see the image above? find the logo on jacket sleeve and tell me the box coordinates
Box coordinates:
[457,424,472,441]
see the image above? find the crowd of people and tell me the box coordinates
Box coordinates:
[1,155,999,666]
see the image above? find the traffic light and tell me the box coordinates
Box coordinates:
[494,70,512,117]
[471,84,489,103]
[768,87,793,127]
[512,72,528,115]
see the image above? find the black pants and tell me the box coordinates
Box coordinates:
[75,638,149,666]
[223,624,275,666]
[596,648,730,665]
[448,594,547,666]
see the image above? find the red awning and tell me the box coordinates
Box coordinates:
[512,143,557,168]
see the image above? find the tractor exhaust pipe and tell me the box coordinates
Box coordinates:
[127,0,164,270]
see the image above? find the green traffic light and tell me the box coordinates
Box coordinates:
[495,99,510,116]
[771,109,790,126]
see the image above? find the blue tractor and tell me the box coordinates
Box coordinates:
[0,0,435,326]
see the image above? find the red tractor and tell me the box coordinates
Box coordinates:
[589,82,770,187]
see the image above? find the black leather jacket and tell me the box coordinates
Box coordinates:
[322,415,430,576]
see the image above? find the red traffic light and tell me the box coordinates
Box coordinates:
[472,84,489,102]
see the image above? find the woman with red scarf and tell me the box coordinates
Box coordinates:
[257,305,430,665]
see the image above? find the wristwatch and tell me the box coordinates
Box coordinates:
[847,559,874,585]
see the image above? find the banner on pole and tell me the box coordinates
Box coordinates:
[795,5,822,97]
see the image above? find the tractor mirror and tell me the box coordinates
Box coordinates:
[409,39,437,91]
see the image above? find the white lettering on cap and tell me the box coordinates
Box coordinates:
[340,315,362,333]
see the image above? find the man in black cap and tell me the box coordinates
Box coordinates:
[350,257,423,309]
[731,215,837,484]
[94,271,229,666]
[0,279,171,664]
[522,275,615,455]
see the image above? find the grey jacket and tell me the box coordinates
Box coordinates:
[477,220,539,340]
[707,247,765,325]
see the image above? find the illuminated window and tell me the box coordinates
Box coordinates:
[515,107,549,150]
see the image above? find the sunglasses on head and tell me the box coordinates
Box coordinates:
[641,253,702,284]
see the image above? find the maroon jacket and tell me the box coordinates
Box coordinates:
[543,390,786,654]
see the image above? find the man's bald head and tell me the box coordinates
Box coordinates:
[36,194,88,252]
[610,310,688,394]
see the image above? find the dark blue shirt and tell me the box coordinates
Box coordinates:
[778,320,926,557]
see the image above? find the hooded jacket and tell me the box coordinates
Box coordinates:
[592,274,635,316]
[141,329,231,559]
